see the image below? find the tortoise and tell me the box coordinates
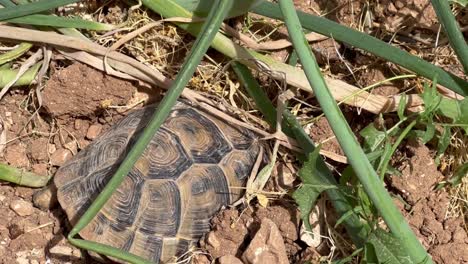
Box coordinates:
[54,100,262,263]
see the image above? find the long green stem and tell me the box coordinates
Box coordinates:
[0,43,33,65]
[430,0,468,74]
[278,0,432,263]
[0,0,80,20]
[232,62,369,247]
[0,163,51,187]
[252,0,468,97]
[379,120,417,179]
[67,1,233,263]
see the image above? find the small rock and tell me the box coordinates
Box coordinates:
[74,119,84,130]
[218,255,243,264]
[242,218,289,264]
[86,124,103,140]
[206,231,220,249]
[29,138,49,162]
[72,248,82,258]
[78,139,90,150]
[192,254,210,264]
[299,209,322,247]
[48,144,56,155]
[277,163,296,188]
[33,186,58,210]
[15,256,28,264]
[63,141,78,155]
[50,148,73,166]
[49,245,73,256]
[10,199,34,217]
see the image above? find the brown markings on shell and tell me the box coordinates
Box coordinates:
[54,100,261,263]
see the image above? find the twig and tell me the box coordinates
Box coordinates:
[221,22,328,50]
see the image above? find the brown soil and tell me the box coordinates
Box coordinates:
[0,62,136,264]
[391,141,468,264]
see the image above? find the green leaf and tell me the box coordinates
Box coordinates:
[456,98,468,134]
[448,163,468,186]
[365,229,415,264]
[0,0,80,20]
[293,184,321,231]
[421,81,442,118]
[360,124,386,152]
[437,97,461,121]
[7,14,115,31]
[436,126,451,163]
[421,121,436,144]
[363,242,379,264]
[397,94,407,121]
[293,147,336,230]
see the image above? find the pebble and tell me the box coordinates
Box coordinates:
[33,186,58,210]
[10,199,34,217]
[206,231,220,249]
[218,255,243,264]
[242,218,289,264]
[86,124,103,140]
[49,245,73,256]
[50,148,73,166]
[63,141,78,155]
[48,144,56,155]
[15,250,29,264]
[300,207,322,247]
[277,163,296,188]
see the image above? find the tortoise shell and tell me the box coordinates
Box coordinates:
[54,100,261,263]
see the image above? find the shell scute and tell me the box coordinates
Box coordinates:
[54,101,262,263]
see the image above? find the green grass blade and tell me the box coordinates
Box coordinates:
[231,62,369,247]
[0,0,14,8]
[252,1,468,97]
[67,0,232,262]
[0,0,80,20]
[0,162,51,187]
[0,62,41,87]
[431,0,468,73]
[0,42,33,65]
[277,0,432,263]
[6,14,115,31]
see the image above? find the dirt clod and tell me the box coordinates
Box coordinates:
[86,124,103,140]
[28,138,50,162]
[42,63,135,120]
[49,245,73,256]
[50,148,73,167]
[9,199,34,217]
[241,218,289,264]
[218,255,243,264]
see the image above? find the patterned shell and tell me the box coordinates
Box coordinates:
[54,100,261,263]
